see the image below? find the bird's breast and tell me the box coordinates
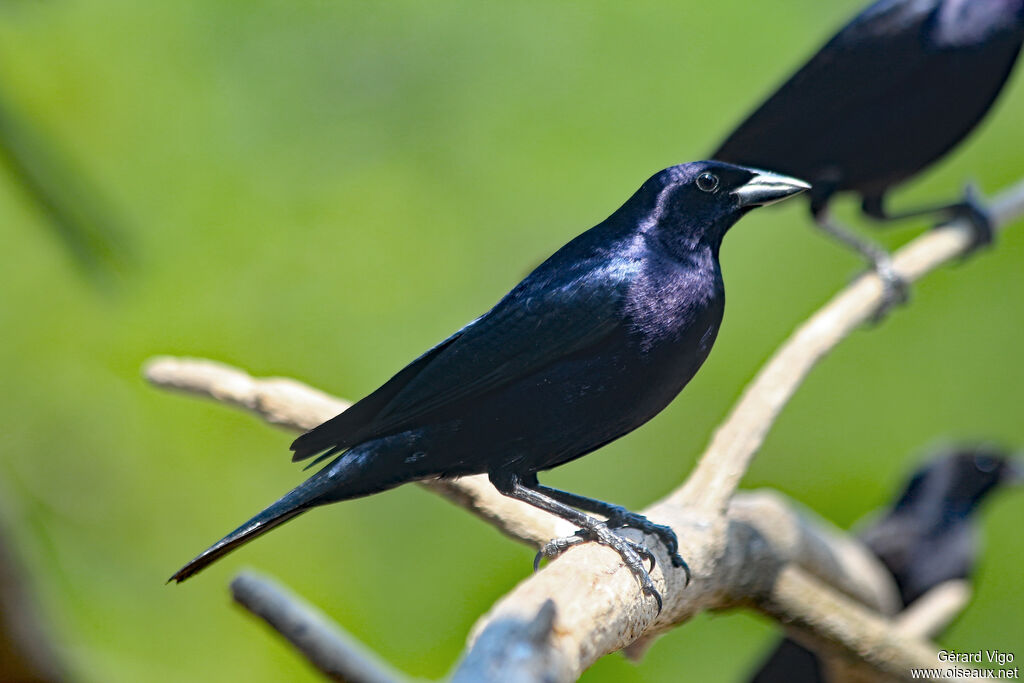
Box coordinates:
[623,262,724,353]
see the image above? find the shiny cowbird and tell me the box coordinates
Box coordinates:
[714,0,1024,309]
[171,162,808,607]
[750,445,1023,682]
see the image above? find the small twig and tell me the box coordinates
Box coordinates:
[895,580,972,640]
[450,600,567,683]
[231,571,414,683]
[144,357,349,431]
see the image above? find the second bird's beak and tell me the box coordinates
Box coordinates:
[732,170,811,208]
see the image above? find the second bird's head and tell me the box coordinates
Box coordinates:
[897,444,1024,516]
[620,161,809,254]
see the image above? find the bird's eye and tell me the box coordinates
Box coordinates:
[974,455,997,473]
[696,172,719,193]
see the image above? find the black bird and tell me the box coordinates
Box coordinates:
[714,0,1024,309]
[749,445,1023,683]
[171,161,809,607]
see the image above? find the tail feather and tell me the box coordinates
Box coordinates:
[171,453,373,583]
[169,504,305,583]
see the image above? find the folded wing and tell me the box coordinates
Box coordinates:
[291,264,630,461]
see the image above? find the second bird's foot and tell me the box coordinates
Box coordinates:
[868,256,910,323]
[948,185,994,254]
[534,523,664,612]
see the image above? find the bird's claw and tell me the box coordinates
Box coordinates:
[534,531,589,571]
[535,528,655,571]
[643,582,663,614]
[535,522,668,614]
[604,509,689,582]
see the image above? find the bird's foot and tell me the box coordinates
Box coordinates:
[534,523,664,613]
[534,510,691,586]
[945,184,994,254]
[534,528,656,572]
[867,253,910,324]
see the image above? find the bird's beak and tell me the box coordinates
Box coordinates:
[732,170,811,208]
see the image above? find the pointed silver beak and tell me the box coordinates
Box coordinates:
[732,170,811,208]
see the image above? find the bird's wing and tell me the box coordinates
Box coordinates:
[714,0,940,161]
[290,262,630,461]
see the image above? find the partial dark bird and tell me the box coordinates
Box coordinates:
[714,0,1024,310]
[749,445,1023,683]
[171,161,809,607]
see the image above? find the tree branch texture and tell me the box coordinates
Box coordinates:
[147,176,1024,682]
[231,572,415,683]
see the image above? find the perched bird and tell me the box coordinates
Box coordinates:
[171,161,809,607]
[714,0,1024,309]
[749,445,1023,682]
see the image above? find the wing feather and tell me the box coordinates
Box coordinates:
[290,263,630,461]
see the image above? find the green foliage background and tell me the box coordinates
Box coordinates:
[0,1,1021,680]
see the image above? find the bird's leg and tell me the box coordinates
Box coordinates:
[810,200,908,321]
[532,484,689,578]
[489,472,665,612]
[861,186,994,252]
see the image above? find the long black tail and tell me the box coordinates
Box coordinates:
[170,453,378,583]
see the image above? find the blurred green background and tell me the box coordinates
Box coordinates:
[1,1,1022,680]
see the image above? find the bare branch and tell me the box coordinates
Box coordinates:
[815,581,974,683]
[145,356,348,430]
[231,571,415,683]
[895,580,972,641]
[451,600,568,683]
[756,567,959,682]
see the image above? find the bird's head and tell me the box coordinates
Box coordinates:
[895,444,1024,518]
[627,161,809,256]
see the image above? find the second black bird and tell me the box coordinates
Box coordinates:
[171,161,809,608]
[750,444,1023,683]
[715,0,1024,308]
